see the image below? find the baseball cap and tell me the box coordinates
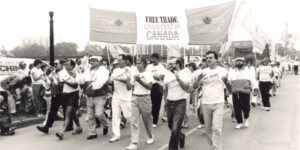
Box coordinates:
[89,56,102,62]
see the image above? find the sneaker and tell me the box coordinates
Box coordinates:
[265,107,271,111]
[36,126,49,134]
[197,124,205,129]
[55,132,64,140]
[103,127,109,136]
[126,143,137,150]
[146,136,154,144]
[162,117,167,122]
[152,124,157,128]
[109,136,120,142]
[235,123,243,129]
[182,124,189,129]
[86,134,97,140]
[244,119,249,127]
[72,127,82,135]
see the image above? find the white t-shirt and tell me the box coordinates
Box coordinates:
[293,61,299,66]
[31,67,44,84]
[272,66,281,77]
[201,66,228,104]
[164,69,191,101]
[59,69,79,93]
[111,67,133,101]
[258,65,272,82]
[146,63,167,84]
[133,71,154,95]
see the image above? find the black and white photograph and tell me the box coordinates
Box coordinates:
[0,0,299,150]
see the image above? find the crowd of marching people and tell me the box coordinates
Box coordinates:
[0,50,299,150]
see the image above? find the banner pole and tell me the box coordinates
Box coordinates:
[106,43,111,72]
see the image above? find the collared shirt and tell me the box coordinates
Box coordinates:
[78,65,109,90]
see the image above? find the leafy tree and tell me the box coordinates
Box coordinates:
[82,44,104,56]
[11,44,47,58]
[54,42,78,57]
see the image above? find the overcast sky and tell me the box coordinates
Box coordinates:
[0,0,299,50]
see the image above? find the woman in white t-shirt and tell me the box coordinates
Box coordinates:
[30,59,44,117]
[257,58,273,111]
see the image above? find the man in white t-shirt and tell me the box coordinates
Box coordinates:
[109,54,133,142]
[126,58,155,150]
[146,53,167,126]
[193,51,231,150]
[164,57,191,150]
[55,59,82,140]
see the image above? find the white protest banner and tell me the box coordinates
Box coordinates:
[90,8,137,44]
[136,10,189,45]
[186,1,236,45]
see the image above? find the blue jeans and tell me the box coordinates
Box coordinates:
[167,99,186,150]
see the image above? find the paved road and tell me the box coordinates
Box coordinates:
[1,74,299,150]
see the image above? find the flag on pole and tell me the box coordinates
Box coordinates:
[280,22,289,45]
[186,1,236,45]
[167,45,181,57]
[242,12,268,54]
[107,43,127,58]
[90,8,137,44]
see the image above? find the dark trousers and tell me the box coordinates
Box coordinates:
[197,107,205,124]
[44,94,73,129]
[167,99,186,150]
[294,66,298,75]
[150,83,163,125]
[259,81,272,108]
[232,93,250,123]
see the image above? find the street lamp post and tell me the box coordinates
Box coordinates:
[49,11,54,66]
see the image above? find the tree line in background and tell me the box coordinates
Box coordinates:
[0,42,108,59]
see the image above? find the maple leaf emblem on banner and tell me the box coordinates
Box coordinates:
[203,17,212,24]
[114,19,122,26]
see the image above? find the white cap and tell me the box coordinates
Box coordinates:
[89,56,102,61]
[234,57,245,61]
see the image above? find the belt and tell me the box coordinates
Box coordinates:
[133,94,150,97]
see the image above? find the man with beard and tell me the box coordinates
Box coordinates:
[164,57,191,150]
[80,56,109,140]
[228,57,258,129]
